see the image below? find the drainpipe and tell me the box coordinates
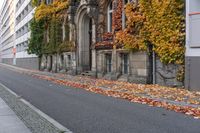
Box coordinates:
[92,20,97,78]
[75,36,78,75]
[153,50,156,84]
[185,58,190,90]
[95,49,98,78]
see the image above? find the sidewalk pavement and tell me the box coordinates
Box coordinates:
[0,97,31,133]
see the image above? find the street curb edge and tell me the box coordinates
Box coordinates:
[0,83,72,133]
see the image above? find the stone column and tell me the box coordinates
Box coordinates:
[129,51,133,75]
[47,55,51,71]
[40,55,47,70]
[72,52,77,75]
[91,49,96,72]
[112,46,117,73]
[65,54,69,69]
[52,54,57,73]
[97,52,105,78]
[57,54,61,72]
[116,52,121,74]
[111,46,118,80]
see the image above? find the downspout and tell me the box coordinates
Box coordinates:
[95,50,97,78]
[153,50,156,84]
[95,22,98,78]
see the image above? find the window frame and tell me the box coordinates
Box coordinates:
[107,1,113,32]
[122,0,132,29]
[105,53,112,73]
[121,53,129,75]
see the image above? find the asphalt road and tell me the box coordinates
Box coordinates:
[0,66,200,133]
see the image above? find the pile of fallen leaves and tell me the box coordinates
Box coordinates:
[3,65,200,119]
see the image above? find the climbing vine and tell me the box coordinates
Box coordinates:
[112,0,123,31]
[116,0,185,65]
[115,0,185,82]
[28,18,45,57]
[34,0,69,22]
[29,0,72,56]
[116,2,146,51]
[31,0,39,7]
[96,0,124,49]
[140,0,185,65]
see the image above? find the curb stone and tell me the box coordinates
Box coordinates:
[0,83,72,133]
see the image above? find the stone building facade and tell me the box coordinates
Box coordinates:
[40,0,182,87]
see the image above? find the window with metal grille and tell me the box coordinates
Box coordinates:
[121,53,129,74]
[106,54,112,73]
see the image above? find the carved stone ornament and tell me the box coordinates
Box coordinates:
[86,0,98,18]
[87,7,97,18]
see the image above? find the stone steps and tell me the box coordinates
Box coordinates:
[118,75,128,82]
[81,71,96,77]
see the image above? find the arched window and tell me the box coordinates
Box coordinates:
[107,2,113,32]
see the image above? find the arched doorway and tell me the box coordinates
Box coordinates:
[77,9,93,72]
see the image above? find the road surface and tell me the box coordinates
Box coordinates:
[0,66,200,133]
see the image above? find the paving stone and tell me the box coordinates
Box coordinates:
[0,98,31,133]
[0,85,71,133]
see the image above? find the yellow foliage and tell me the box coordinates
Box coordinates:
[116,29,146,51]
[34,0,69,21]
[116,0,185,65]
[116,3,146,51]
[140,0,185,64]
[31,0,38,7]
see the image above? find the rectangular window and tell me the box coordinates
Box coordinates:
[109,13,113,32]
[107,2,113,32]
[61,54,64,65]
[67,55,71,68]
[121,53,129,74]
[122,0,133,29]
[106,54,112,73]
[189,14,200,47]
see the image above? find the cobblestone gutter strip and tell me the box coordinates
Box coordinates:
[0,83,72,133]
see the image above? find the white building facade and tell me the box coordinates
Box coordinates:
[0,0,16,65]
[186,0,200,91]
[0,0,38,69]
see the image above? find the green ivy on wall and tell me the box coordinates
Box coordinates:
[28,18,45,57]
[28,0,73,56]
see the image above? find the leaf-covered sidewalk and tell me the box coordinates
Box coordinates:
[1,63,200,119]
